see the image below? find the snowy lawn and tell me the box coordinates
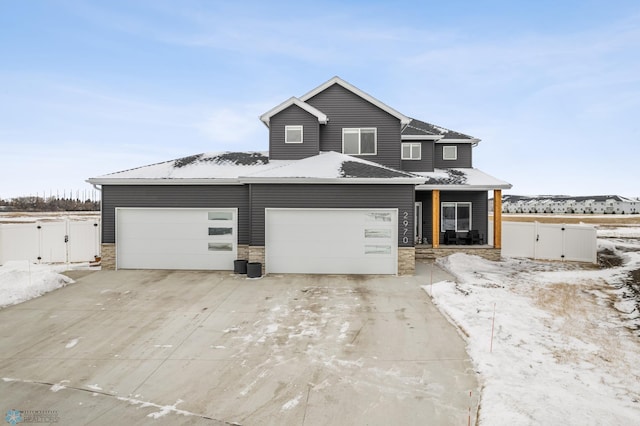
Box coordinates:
[0,261,94,308]
[426,228,640,425]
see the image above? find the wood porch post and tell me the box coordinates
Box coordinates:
[432,190,440,248]
[493,190,502,249]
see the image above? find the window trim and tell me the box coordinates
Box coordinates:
[401,142,421,160]
[285,125,303,144]
[442,145,458,160]
[440,202,472,232]
[342,127,377,155]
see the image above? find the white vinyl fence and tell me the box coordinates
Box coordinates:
[499,221,597,264]
[0,219,101,265]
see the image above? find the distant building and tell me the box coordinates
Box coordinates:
[501,195,638,214]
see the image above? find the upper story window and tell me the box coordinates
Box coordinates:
[285,125,303,144]
[343,128,377,155]
[443,145,457,160]
[401,143,421,160]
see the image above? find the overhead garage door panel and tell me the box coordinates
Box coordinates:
[117,208,236,270]
[266,209,397,275]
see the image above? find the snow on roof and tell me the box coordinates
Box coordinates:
[403,118,478,142]
[88,151,424,184]
[415,168,512,190]
[242,151,423,183]
[88,152,290,182]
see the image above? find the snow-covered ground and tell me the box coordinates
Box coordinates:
[0,261,95,308]
[597,226,640,239]
[427,227,640,425]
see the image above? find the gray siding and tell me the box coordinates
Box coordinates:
[269,105,320,160]
[305,84,402,169]
[416,190,488,244]
[101,185,249,244]
[250,184,415,247]
[434,143,472,168]
[401,141,434,172]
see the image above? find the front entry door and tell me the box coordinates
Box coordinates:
[415,202,423,244]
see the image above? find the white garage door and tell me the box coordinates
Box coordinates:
[266,209,398,275]
[116,208,237,270]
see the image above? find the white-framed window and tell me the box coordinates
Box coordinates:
[401,143,421,160]
[442,145,457,160]
[342,128,377,155]
[441,202,472,232]
[285,125,303,144]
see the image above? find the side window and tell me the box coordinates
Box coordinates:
[285,125,303,144]
[443,146,457,160]
[401,143,421,160]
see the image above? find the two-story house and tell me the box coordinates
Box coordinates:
[88,77,511,275]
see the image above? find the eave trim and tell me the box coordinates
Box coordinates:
[259,97,328,126]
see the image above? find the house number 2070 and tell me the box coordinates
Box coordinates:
[402,211,409,244]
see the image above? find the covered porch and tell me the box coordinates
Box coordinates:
[413,188,504,260]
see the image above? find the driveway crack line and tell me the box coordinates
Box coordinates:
[2,377,234,424]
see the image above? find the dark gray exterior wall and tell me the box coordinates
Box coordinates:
[101,185,250,244]
[305,84,403,169]
[401,141,434,172]
[250,184,415,247]
[434,143,472,168]
[416,190,488,245]
[269,105,320,160]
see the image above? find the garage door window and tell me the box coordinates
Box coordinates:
[366,212,392,222]
[365,229,392,239]
[208,242,233,251]
[208,211,233,221]
[208,227,233,236]
[365,245,392,255]
[207,210,236,252]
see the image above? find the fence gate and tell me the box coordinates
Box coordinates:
[501,221,597,264]
[0,219,101,265]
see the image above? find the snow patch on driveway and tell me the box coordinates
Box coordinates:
[65,338,80,349]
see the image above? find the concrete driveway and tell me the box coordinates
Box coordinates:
[0,264,478,425]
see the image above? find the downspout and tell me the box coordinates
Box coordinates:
[90,183,102,260]
[248,183,252,249]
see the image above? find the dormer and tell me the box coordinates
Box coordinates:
[401,118,480,172]
[260,97,328,160]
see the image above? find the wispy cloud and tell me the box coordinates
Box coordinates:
[197,104,269,146]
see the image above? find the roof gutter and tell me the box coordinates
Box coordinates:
[416,183,513,191]
[239,177,426,185]
[85,178,245,186]
[434,138,481,145]
[401,135,444,141]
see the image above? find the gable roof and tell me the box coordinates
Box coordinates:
[402,118,480,143]
[299,76,411,126]
[259,97,328,126]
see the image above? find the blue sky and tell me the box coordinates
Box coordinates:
[1,0,639,199]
